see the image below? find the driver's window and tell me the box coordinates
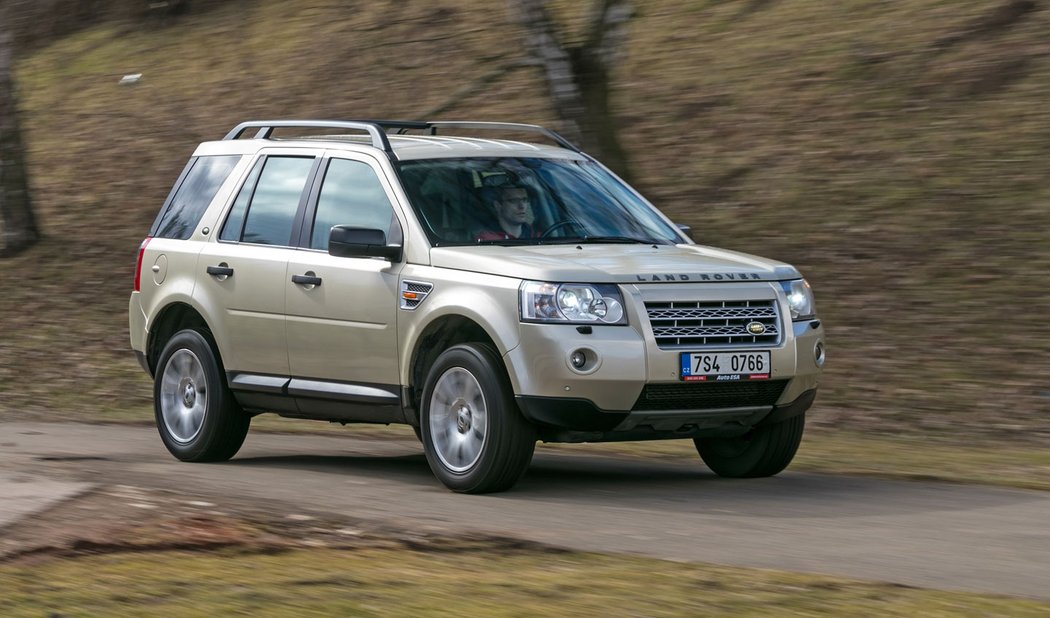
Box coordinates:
[310,158,399,251]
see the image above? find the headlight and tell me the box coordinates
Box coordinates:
[780,279,816,320]
[520,281,626,325]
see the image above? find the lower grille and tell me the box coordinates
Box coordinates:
[632,380,788,412]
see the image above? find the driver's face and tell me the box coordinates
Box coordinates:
[496,188,530,225]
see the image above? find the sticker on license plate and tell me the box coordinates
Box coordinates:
[680,351,771,381]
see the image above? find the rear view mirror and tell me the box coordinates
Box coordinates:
[329,225,403,261]
[676,223,693,241]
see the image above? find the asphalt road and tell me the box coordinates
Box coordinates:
[2,422,1049,600]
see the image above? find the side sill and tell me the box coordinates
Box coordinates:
[226,373,401,405]
[227,373,405,423]
[229,373,289,394]
[287,378,400,406]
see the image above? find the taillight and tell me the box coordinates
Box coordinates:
[134,237,152,292]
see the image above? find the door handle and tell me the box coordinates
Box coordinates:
[291,273,322,287]
[206,265,234,277]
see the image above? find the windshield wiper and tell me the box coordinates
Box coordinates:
[573,235,667,245]
[463,236,669,247]
[471,238,537,246]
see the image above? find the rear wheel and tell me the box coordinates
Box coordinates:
[694,413,805,478]
[420,343,535,493]
[154,329,249,462]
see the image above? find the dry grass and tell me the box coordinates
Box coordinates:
[3,545,1049,616]
[1,0,1048,447]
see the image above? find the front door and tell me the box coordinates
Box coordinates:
[285,154,405,400]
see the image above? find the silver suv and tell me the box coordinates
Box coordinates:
[129,120,825,493]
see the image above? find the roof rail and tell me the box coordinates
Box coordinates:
[222,120,397,152]
[425,121,580,152]
[222,119,580,153]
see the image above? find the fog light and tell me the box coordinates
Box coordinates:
[570,350,587,369]
[815,341,826,368]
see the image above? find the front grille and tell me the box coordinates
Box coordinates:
[632,380,787,412]
[645,299,780,348]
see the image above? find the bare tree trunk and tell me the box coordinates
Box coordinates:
[510,0,634,180]
[0,30,39,257]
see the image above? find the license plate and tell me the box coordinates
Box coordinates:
[680,351,771,381]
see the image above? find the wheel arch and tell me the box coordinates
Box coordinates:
[406,314,503,423]
[147,301,223,376]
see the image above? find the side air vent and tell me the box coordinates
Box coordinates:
[400,280,433,310]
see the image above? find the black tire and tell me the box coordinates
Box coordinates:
[154,329,249,462]
[694,413,805,478]
[420,343,536,494]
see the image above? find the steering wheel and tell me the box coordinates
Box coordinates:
[540,219,584,238]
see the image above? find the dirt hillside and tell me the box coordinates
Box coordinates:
[2,0,1048,442]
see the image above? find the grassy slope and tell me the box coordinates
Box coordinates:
[3,547,1049,616]
[2,0,1048,445]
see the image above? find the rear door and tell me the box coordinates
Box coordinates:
[285,152,406,413]
[194,151,320,379]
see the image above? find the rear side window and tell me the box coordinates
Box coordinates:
[152,155,241,240]
[222,156,315,246]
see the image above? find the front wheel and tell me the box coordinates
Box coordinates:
[694,413,805,478]
[154,329,249,462]
[420,343,535,494]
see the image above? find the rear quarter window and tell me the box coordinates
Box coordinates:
[151,155,242,240]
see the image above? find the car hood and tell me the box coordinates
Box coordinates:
[428,243,800,283]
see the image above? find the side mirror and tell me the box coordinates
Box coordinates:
[329,226,403,262]
[675,223,693,241]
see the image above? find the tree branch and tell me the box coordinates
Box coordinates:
[585,0,633,67]
[419,58,536,118]
[507,0,587,143]
[369,27,488,49]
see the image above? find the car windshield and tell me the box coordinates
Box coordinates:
[396,157,684,246]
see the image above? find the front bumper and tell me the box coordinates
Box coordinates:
[518,388,817,442]
[502,281,824,438]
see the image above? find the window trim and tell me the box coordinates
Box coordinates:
[216,153,322,249]
[219,156,264,244]
[295,155,328,249]
[295,152,405,253]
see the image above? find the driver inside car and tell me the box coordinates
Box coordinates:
[474,184,535,241]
